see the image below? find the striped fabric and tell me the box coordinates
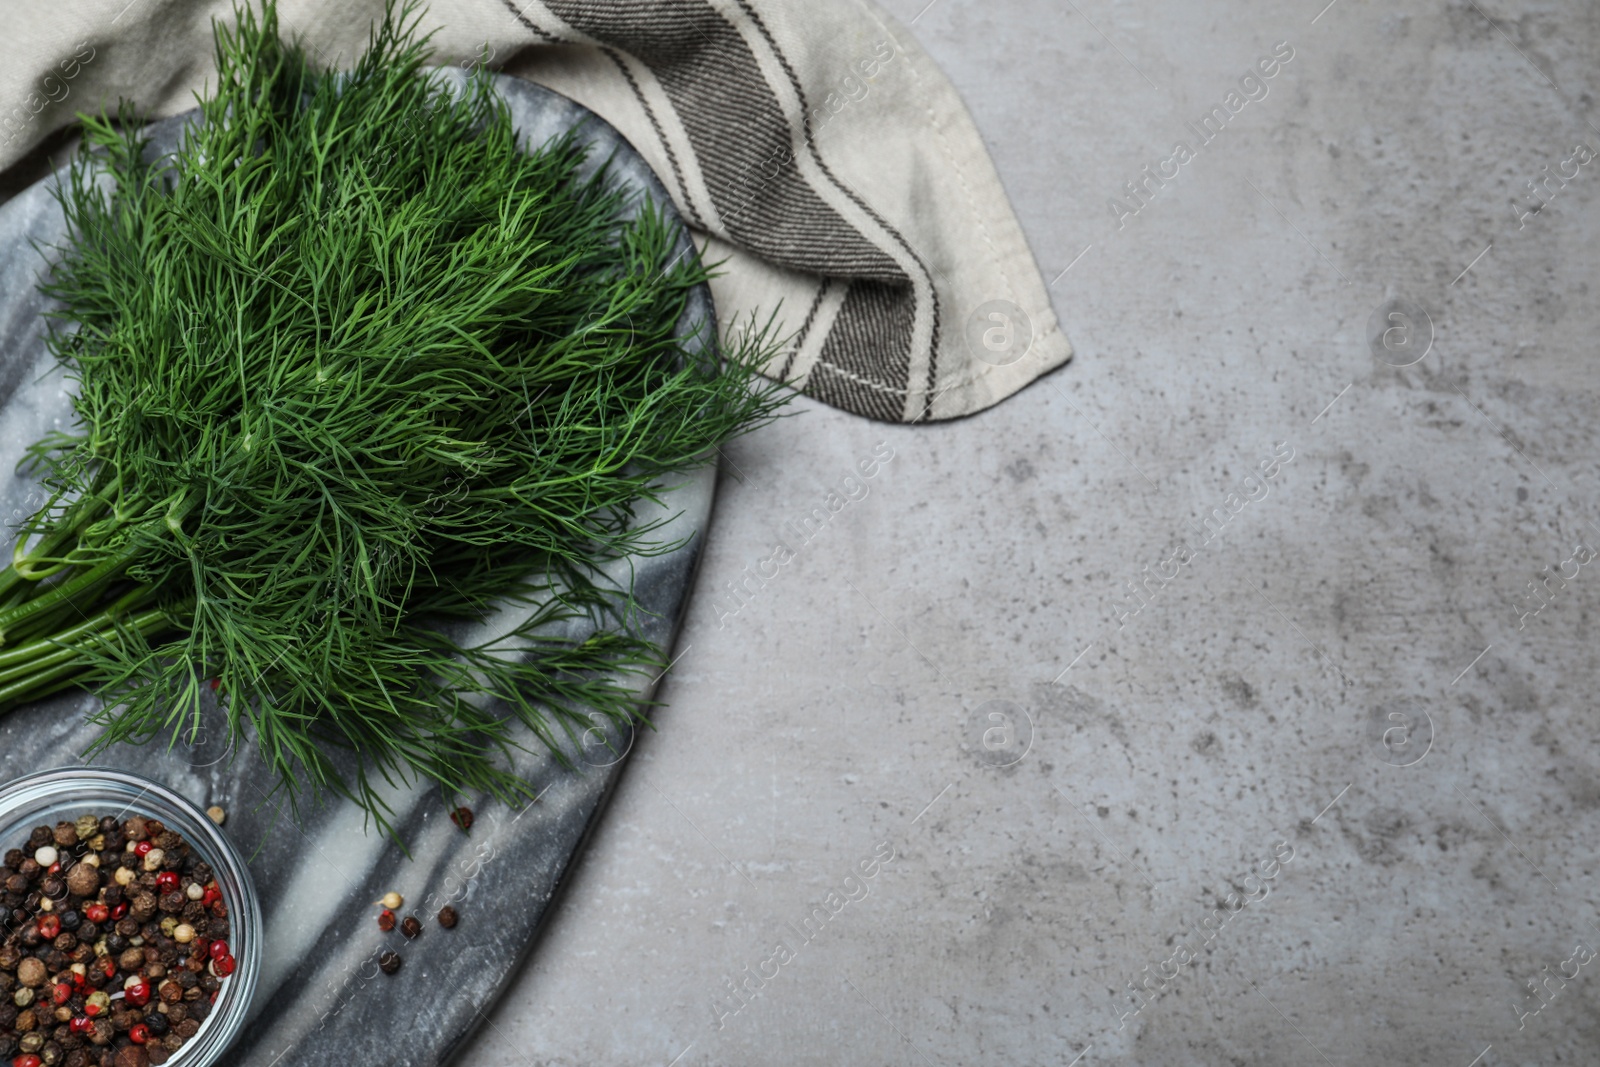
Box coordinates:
[0,0,1070,422]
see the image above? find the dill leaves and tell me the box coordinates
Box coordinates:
[0,1,786,838]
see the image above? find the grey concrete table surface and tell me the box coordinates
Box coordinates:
[463,2,1600,1064]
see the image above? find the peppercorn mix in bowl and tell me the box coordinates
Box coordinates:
[0,769,261,1067]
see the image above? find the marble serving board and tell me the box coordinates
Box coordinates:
[0,70,716,1066]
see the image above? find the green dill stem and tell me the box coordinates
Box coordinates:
[0,586,158,672]
[0,548,138,647]
[1,599,97,651]
[0,527,79,597]
[0,661,88,712]
[3,473,123,586]
[0,604,171,711]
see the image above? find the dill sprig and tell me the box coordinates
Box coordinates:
[0,1,787,839]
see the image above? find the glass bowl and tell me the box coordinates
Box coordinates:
[0,767,261,1066]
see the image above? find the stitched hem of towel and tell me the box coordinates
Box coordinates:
[808,315,1067,412]
[927,319,1067,404]
[810,359,909,397]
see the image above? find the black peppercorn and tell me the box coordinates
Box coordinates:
[437,906,458,929]
[400,916,421,939]
[0,810,232,1065]
[378,951,401,976]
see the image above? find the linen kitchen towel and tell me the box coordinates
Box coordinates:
[0,0,1071,422]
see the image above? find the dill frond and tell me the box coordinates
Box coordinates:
[0,0,788,841]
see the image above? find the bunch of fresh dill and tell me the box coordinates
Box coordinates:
[0,1,785,836]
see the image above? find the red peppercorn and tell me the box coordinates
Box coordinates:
[110,902,128,920]
[14,1054,43,1067]
[209,678,220,691]
[125,981,151,1007]
[69,1016,92,1034]
[211,899,229,918]
[37,914,60,939]
[51,982,71,1005]
[211,954,236,978]
[46,862,60,876]
[450,806,474,832]
[84,904,109,923]
[377,909,396,932]
[129,1024,150,1045]
[134,841,153,857]
[201,884,221,907]
[100,957,116,979]
[156,872,179,893]
[208,940,229,961]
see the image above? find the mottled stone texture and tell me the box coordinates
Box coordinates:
[0,73,714,1066]
[460,2,1600,1065]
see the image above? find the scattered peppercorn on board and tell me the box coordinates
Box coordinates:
[0,72,714,1067]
